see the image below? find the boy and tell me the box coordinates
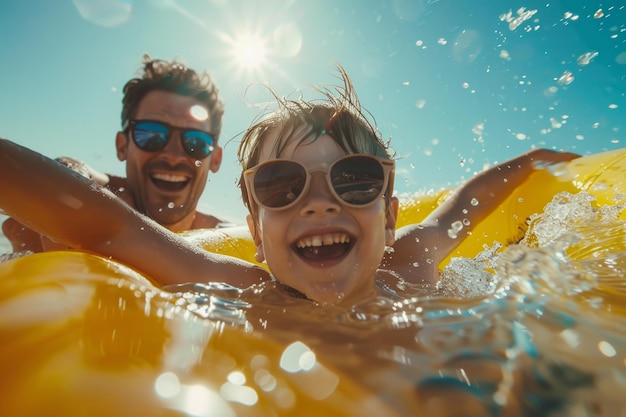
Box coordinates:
[236,65,578,304]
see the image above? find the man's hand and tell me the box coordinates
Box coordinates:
[55,157,110,185]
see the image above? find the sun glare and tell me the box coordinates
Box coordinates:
[212,12,302,86]
[220,30,268,77]
[234,35,267,69]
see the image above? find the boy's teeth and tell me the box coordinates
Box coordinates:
[296,233,350,248]
[152,173,187,183]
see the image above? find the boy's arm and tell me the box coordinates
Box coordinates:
[0,138,269,288]
[386,148,580,280]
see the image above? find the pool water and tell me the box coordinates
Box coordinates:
[1,190,625,416]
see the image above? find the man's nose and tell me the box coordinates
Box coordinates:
[159,132,188,160]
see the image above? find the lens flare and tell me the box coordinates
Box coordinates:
[72,0,132,27]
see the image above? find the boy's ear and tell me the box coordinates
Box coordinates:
[246,214,265,263]
[385,196,399,246]
[115,132,129,162]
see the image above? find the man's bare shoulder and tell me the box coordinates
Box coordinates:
[191,212,227,230]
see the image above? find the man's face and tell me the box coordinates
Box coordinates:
[116,90,222,231]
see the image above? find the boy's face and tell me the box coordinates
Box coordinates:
[115,90,222,231]
[246,133,398,305]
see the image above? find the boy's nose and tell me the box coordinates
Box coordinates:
[299,173,341,215]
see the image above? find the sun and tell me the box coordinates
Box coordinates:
[219,30,269,78]
[233,34,267,69]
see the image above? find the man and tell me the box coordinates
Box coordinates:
[2,55,226,253]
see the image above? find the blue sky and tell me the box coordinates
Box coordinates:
[1,0,624,223]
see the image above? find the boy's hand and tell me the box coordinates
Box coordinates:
[524,148,580,168]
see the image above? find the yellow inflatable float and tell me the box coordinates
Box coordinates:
[2,147,626,416]
[183,147,626,270]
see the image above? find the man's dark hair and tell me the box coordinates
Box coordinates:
[121,55,224,139]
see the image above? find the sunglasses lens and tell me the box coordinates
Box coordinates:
[132,121,169,151]
[183,131,214,159]
[253,161,307,208]
[330,157,385,205]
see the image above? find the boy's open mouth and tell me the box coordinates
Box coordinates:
[150,172,190,192]
[293,232,353,261]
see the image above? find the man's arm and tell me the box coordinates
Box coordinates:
[0,139,269,288]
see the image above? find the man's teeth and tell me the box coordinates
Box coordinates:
[152,173,187,183]
[296,233,350,248]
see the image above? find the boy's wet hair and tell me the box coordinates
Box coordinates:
[121,54,224,140]
[237,64,394,214]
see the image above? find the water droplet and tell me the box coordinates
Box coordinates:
[470,198,479,206]
[448,220,464,238]
[577,51,598,66]
[557,71,574,86]
[195,160,203,167]
[167,202,175,209]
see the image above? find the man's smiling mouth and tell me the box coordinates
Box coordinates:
[150,172,189,192]
[294,232,353,260]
